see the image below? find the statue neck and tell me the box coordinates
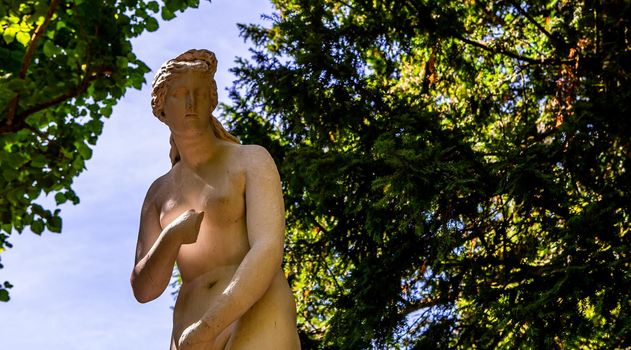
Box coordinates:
[171,126,220,168]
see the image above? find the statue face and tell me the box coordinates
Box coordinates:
[161,69,213,136]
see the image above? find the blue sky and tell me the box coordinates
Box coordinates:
[1,1,273,348]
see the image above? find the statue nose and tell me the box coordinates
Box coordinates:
[186,91,194,109]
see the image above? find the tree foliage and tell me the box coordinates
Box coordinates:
[224,0,630,348]
[0,0,203,301]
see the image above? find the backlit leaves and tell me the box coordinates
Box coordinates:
[0,0,205,301]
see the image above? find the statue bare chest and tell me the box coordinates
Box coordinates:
[158,167,246,231]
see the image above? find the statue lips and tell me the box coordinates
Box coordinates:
[184,113,199,119]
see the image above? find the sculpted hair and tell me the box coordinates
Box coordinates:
[150,49,239,165]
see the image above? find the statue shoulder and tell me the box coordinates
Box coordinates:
[239,145,273,162]
[240,144,276,168]
[143,173,172,209]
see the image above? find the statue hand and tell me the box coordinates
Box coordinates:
[178,320,216,350]
[167,209,204,245]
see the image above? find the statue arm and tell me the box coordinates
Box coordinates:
[201,145,286,338]
[131,178,200,303]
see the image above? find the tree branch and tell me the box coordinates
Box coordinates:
[401,295,451,316]
[403,0,567,66]
[0,67,111,136]
[20,0,60,78]
[508,0,566,51]
[455,35,569,65]
[5,0,60,127]
[17,90,78,122]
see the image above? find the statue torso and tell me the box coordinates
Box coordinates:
[158,145,249,281]
[153,143,299,349]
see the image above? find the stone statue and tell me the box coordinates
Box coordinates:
[130,49,300,350]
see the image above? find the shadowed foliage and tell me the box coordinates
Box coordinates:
[223,0,630,348]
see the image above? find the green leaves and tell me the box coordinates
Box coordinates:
[0,6,36,46]
[160,0,200,21]
[42,40,57,57]
[160,6,176,20]
[0,288,9,302]
[75,141,92,160]
[147,1,159,13]
[0,0,202,302]
[31,219,44,234]
[54,192,67,205]
[46,215,62,233]
[15,31,29,46]
[145,17,159,32]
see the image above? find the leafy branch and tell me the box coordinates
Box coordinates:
[454,35,570,66]
[507,0,567,51]
[5,0,60,127]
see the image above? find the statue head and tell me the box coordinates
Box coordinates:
[150,49,238,165]
[151,49,218,118]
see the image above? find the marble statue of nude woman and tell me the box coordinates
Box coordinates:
[130,49,301,350]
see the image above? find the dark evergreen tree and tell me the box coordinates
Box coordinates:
[224,0,630,348]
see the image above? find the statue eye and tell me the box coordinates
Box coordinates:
[171,87,187,97]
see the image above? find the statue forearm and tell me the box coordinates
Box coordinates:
[131,227,181,303]
[201,242,282,337]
